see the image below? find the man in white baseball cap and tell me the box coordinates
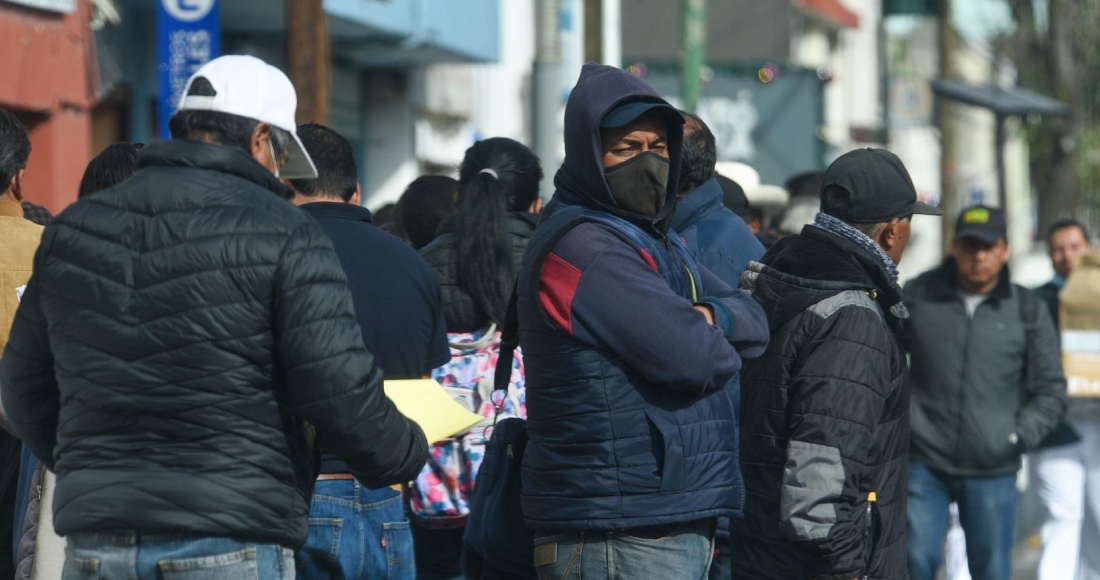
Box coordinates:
[175,54,318,179]
[0,54,428,578]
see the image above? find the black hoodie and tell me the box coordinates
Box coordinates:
[730,228,910,580]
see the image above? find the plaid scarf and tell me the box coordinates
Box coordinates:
[808,212,900,283]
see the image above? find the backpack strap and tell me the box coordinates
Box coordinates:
[1018,285,1039,404]
[494,286,520,400]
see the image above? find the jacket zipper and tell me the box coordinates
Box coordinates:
[953,302,972,467]
[661,234,700,301]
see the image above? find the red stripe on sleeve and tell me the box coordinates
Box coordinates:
[539,252,583,335]
[638,249,658,271]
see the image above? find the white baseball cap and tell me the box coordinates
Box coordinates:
[177,55,318,179]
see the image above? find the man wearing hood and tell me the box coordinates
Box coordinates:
[671,110,765,580]
[515,63,770,579]
[730,149,942,580]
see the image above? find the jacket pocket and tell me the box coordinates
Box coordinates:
[644,409,685,493]
[965,413,1019,471]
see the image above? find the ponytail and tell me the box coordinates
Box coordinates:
[456,172,515,326]
[454,137,544,328]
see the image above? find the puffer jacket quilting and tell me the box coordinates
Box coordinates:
[730,229,910,580]
[0,139,428,550]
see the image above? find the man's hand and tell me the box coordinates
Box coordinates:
[693,304,715,325]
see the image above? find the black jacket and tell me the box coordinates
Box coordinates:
[903,260,1066,476]
[0,139,428,549]
[730,227,910,580]
[419,212,538,332]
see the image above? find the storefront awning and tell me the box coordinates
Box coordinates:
[931,80,1069,117]
[795,0,860,29]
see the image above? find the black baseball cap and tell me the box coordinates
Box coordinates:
[954,205,1007,244]
[717,174,750,214]
[821,148,943,223]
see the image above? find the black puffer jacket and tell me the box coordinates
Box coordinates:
[419,212,538,331]
[0,139,428,549]
[730,227,910,580]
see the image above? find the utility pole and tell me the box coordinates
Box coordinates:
[938,0,957,255]
[534,0,562,199]
[682,0,706,114]
[601,0,621,67]
[286,0,330,125]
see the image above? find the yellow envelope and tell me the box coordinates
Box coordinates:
[384,379,483,443]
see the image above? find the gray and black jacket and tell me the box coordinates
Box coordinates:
[730,227,910,580]
[903,259,1066,477]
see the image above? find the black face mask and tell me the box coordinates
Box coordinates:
[603,151,670,216]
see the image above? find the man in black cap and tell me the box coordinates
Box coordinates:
[731,148,941,580]
[902,205,1066,580]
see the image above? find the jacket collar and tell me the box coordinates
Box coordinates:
[670,177,723,233]
[800,226,906,314]
[925,257,1013,302]
[137,139,294,201]
[0,198,23,219]
[298,201,374,224]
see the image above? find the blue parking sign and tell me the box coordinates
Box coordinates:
[158,0,221,139]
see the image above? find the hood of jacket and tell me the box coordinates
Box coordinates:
[547,63,684,235]
[670,177,724,233]
[746,226,905,333]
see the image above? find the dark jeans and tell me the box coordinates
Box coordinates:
[297,480,415,580]
[707,523,729,580]
[532,519,716,580]
[64,532,294,579]
[411,524,465,580]
[907,460,1018,580]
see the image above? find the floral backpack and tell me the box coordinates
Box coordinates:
[409,325,526,529]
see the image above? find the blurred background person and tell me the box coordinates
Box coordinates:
[1031,218,1097,580]
[77,142,144,198]
[415,136,542,580]
[397,175,459,250]
[672,111,764,580]
[0,109,39,580]
[373,202,402,237]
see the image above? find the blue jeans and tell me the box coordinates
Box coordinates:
[297,480,415,580]
[532,519,716,580]
[906,461,1018,580]
[63,533,294,579]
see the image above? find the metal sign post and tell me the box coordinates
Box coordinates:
[157,0,221,140]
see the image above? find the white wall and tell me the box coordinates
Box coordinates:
[361,72,419,211]
[361,0,539,209]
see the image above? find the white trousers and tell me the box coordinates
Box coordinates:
[1031,418,1100,580]
[945,502,973,580]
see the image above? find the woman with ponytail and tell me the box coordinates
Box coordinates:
[415,138,543,579]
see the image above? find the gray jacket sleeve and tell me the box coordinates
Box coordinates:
[1016,296,1067,450]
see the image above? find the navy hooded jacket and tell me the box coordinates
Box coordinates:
[672,177,765,286]
[516,63,770,532]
